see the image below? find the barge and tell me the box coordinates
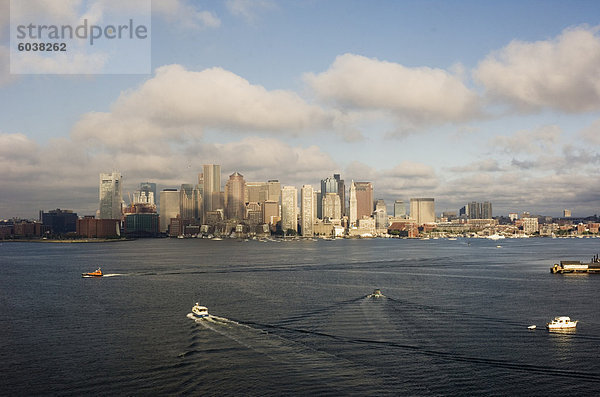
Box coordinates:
[551,254,600,274]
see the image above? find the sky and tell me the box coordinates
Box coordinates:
[1,0,600,219]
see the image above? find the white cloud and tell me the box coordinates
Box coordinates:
[71,64,333,150]
[306,54,481,127]
[579,118,600,145]
[152,0,220,29]
[474,25,600,113]
[491,125,562,155]
[226,0,276,23]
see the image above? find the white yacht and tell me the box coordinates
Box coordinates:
[191,303,209,319]
[546,316,578,330]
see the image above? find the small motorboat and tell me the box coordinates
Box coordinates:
[82,267,103,278]
[546,316,578,330]
[191,303,209,319]
[527,325,537,330]
[368,289,384,298]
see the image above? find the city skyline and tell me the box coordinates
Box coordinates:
[1,1,600,218]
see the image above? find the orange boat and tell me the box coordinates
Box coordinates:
[82,267,103,277]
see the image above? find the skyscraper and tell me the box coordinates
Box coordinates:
[225,172,246,220]
[334,174,345,216]
[394,200,406,218]
[246,182,269,203]
[180,184,202,222]
[301,185,314,236]
[322,192,341,220]
[375,199,388,229]
[99,172,122,219]
[410,198,435,225]
[281,186,298,233]
[354,182,373,220]
[267,180,281,204]
[349,181,357,226]
[159,188,180,233]
[201,164,221,214]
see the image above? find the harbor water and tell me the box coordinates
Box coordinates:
[2,237,600,395]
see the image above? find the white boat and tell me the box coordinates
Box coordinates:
[546,316,578,330]
[528,325,536,330]
[191,303,209,319]
[487,234,505,240]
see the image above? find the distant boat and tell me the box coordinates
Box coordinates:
[82,267,103,278]
[367,289,384,298]
[528,325,537,330]
[546,316,578,330]
[488,234,505,240]
[191,303,209,319]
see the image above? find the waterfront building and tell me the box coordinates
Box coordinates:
[40,209,78,234]
[394,200,406,218]
[281,186,298,233]
[77,217,120,238]
[410,198,435,225]
[225,172,246,220]
[124,213,159,237]
[201,164,221,214]
[322,192,342,221]
[99,172,123,220]
[522,217,539,234]
[301,185,315,236]
[180,184,202,222]
[159,189,180,233]
[354,182,373,220]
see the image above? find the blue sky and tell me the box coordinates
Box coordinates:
[1,0,600,218]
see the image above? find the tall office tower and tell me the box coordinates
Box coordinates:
[321,176,338,196]
[301,185,315,236]
[99,172,123,219]
[315,190,323,219]
[349,181,358,226]
[267,180,281,203]
[322,192,342,220]
[375,199,388,229]
[180,184,202,221]
[410,198,435,225]
[246,182,269,203]
[159,189,180,233]
[281,186,298,233]
[482,201,492,219]
[394,200,406,218]
[354,182,374,220]
[564,209,572,218]
[202,164,221,214]
[334,174,346,216]
[225,172,246,220]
